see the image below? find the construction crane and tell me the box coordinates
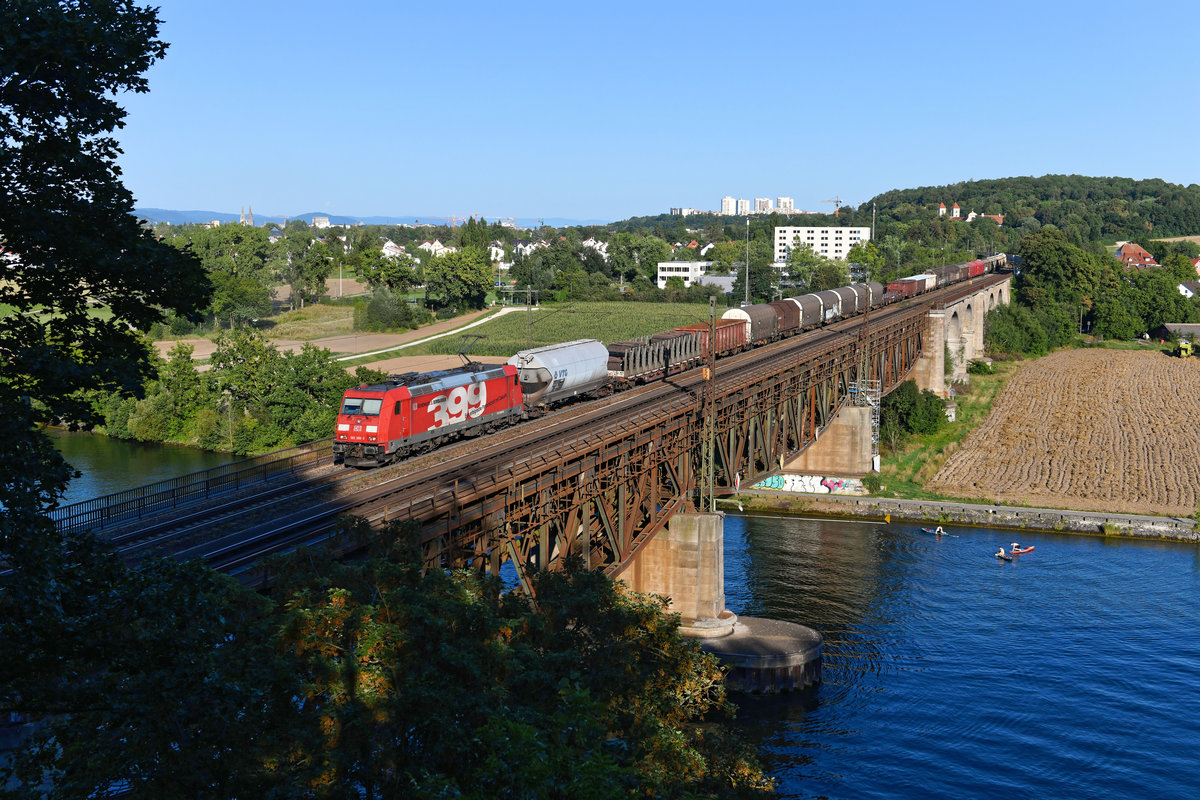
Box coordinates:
[824,196,843,217]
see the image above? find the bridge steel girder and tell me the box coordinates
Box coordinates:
[408,304,930,583]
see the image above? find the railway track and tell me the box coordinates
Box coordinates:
[98,275,1003,580]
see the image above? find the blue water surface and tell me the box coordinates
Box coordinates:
[45,427,240,506]
[723,514,1200,800]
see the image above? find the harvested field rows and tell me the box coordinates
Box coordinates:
[928,349,1200,516]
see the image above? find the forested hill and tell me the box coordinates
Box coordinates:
[607,175,1200,249]
[867,174,1200,243]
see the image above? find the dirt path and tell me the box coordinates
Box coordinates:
[927,349,1200,516]
[155,308,497,364]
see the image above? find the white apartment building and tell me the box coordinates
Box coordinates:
[736,198,749,216]
[754,198,772,213]
[777,197,794,214]
[656,260,716,289]
[774,226,870,263]
[721,196,735,215]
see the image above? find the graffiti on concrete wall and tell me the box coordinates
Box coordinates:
[750,474,865,495]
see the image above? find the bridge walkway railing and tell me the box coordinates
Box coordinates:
[50,438,335,536]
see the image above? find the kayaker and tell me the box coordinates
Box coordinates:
[1011,542,1023,553]
[996,547,1006,558]
[935,526,945,536]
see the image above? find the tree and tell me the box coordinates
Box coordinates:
[731,240,776,303]
[209,328,283,409]
[0,2,221,785]
[847,241,885,282]
[265,520,773,798]
[0,1,211,438]
[786,241,830,292]
[608,233,671,283]
[810,259,851,292]
[170,224,271,283]
[209,271,273,328]
[1016,228,1098,310]
[708,241,741,275]
[424,247,492,311]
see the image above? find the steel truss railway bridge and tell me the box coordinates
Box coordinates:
[54,273,1011,597]
[391,272,1010,593]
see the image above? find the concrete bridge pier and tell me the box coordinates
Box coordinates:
[784,404,875,475]
[617,511,822,693]
[913,309,946,396]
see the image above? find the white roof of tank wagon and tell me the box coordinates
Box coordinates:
[507,339,609,372]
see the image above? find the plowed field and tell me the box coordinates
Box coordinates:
[928,349,1200,516]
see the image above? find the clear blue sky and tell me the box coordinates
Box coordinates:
[117,0,1200,224]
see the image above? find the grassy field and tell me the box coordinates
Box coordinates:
[258,303,356,339]
[875,361,1021,501]
[405,301,718,357]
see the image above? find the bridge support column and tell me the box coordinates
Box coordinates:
[912,310,945,395]
[620,511,725,624]
[616,512,823,693]
[783,405,874,475]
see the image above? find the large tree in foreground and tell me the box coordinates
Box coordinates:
[0,0,211,434]
[0,0,211,752]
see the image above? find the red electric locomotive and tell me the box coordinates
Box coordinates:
[333,364,523,467]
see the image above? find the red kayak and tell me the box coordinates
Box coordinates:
[1010,546,1035,555]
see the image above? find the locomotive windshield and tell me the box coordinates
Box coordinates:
[341,397,382,416]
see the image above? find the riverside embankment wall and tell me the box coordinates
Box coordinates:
[726,491,1200,542]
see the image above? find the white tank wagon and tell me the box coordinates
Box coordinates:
[507,339,611,406]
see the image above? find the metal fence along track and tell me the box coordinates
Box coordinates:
[51,438,335,535]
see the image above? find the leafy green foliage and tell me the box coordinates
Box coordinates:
[424,247,491,311]
[984,304,1050,358]
[354,288,431,331]
[356,247,418,294]
[869,174,1200,246]
[4,520,773,798]
[263,520,773,798]
[880,380,947,449]
[0,1,211,432]
[730,240,776,303]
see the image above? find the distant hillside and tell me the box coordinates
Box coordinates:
[132,208,608,229]
[598,175,1200,250]
[867,175,1200,243]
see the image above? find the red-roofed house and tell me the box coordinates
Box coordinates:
[938,202,946,217]
[1115,242,1158,270]
[1191,257,1200,277]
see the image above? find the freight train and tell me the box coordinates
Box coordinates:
[333,253,1006,466]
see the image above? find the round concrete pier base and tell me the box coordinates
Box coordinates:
[688,616,822,694]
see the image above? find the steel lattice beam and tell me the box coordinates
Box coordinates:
[407,305,930,582]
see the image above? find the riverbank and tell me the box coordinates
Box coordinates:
[721,490,1200,542]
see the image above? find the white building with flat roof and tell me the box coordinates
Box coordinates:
[774,226,870,262]
[777,197,794,213]
[754,198,772,213]
[657,260,716,289]
[736,198,749,216]
[721,196,735,215]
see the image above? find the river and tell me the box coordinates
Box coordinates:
[723,513,1200,799]
[45,428,240,507]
